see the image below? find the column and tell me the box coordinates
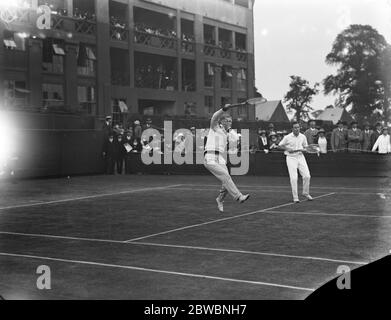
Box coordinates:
[194,14,205,116]
[128,3,135,89]
[28,38,43,109]
[64,42,79,111]
[95,0,111,117]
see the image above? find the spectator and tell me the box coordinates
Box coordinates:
[123,131,133,174]
[134,120,142,143]
[331,121,347,152]
[114,134,126,174]
[372,128,391,154]
[276,131,284,145]
[304,119,318,145]
[343,121,349,131]
[347,121,363,153]
[102,133,115,174]
[362,122,373,152]
[267,123,275,136]
[112,124,124,137]
[102,115,113,139]
[126,126,134,141]
[132,139,142,153]
[268,132,279,152]
[370,122,383,149]
[258,130,269,152]
[316,129,328,154]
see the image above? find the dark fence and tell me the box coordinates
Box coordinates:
[8,130,391,179]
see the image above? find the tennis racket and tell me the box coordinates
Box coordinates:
[304,144,321,154]
[289,144,321,155]
[224,97,267,109]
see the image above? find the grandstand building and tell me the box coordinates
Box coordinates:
[0,0,256,127]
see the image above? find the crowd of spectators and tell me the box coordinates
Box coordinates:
[134,23,177,38]
[135,65,177,90]
[254,120,391,155]
[39,3,96,20]
[101,116,391,174]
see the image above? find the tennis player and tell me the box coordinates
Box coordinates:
[278,122,313,203]
[204,105,250,213]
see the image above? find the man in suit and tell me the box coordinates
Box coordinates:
[362,122,373,152]
[102,116,113,140]
[370,122,383,149]
[258,130,269,151]
[267,123,275,137]
[347,121,363,153]
[304,120,318,145]
[331,121,348,152]
[102,133,116,174]
[114,133,126,174]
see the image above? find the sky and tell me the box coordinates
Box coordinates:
[253,0,391,113]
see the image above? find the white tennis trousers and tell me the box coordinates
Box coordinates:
[286,154,311,200]
[204,154,242,201]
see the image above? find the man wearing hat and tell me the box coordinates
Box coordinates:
[304,119,318,145]
[267,123,275,136]
[370,122,383,149]
[102,132,116,174]
[331,120,348,152]
[372,127,391,154]
[347,121,363,153]
[258,130,269,151]
[102,115,113,139]
[362,122,373,152]
[134,120,142,145]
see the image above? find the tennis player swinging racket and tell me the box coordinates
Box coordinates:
[204,98,264,212]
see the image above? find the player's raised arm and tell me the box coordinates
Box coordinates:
[210,105,229,130]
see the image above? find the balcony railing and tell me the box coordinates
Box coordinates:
[134,31,178,51]
[203,44,248,62]
[135,71,177,90]
[110,25,128,42]
[50,13,66,30]
[74,18,96,35]
[181,40,195,54]
[183,81,196,92]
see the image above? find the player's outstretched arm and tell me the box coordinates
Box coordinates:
[210,105,229,130]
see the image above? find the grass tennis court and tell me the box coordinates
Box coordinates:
[0,175,390,299]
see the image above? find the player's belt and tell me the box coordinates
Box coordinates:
[204,150,221,156]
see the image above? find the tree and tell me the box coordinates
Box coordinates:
[378,45,391,124]
[323,24,389,123]
[284,76,319,123]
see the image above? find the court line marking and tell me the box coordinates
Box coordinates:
[0,252,315,292]
[0,230,367,265]
[176,184,391,191]
[264,210,391,219]
[0,185,182,211]
[175,187,325,194]
[0,231,124,244]
[174,187,385,196]
[132,241,368,265]
[124,193,336,242]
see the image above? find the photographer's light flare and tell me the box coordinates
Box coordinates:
[0,114,15,165]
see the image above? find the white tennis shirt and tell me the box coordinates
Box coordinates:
[278,132,308,157]
[205,125,228,154]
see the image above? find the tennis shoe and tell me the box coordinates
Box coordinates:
[216,197,224,213]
